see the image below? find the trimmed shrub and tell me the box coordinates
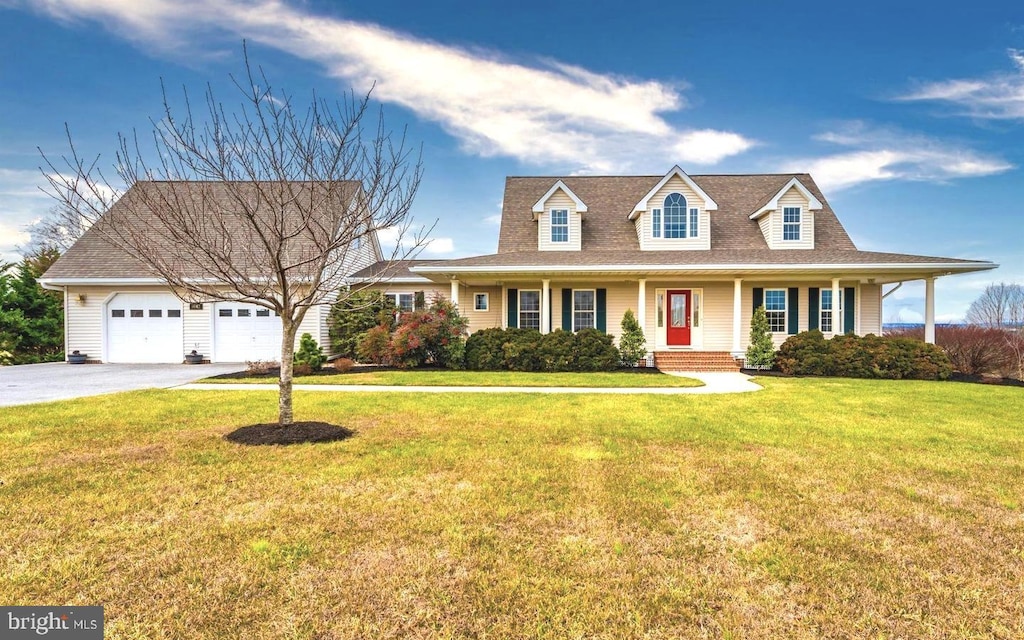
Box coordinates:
[463,326,621,372]
[777,331,951,380]
[619,309,647,367]
[356,325,391,365]
[356,297,468,368]
[294,333,325,371]
[465,328,511,370]
[332,357,355,372]
[502,328,545,372]
[572,328,620,371]
[537,329,576,372]
[887,325,1015,377]
[327,291,396,359]
[775,330,832,376]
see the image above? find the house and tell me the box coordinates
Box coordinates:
[39,181,380,363]
[41,168,997,366]
[352,166,996,369]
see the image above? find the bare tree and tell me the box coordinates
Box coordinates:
[42,49,425,426]
[965,283,1024,328]
[21,202,89,255]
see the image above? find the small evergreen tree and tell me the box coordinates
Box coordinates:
[327,290,396,359]
[618,309,647,367]
[0,251,65,365]
[745,306,775,369]
[294,333,325,371]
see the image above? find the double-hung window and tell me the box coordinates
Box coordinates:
[550,209,569,243]
[820,289,833,333]
[783,207,801,241]
[385,293,415,313]
[519,290,541,330]
[764,289,787,333]
[573,290,596,331]
[474,293,489,311]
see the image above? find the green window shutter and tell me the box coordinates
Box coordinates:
[844,287,856,334]
[507,289,518,328]
[753,287,764,313]
[561,289,572,331]
[596,288,607,332]
[788,287,799,335]
[808,287,819,331]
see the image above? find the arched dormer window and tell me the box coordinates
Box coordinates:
[663,193,687,238]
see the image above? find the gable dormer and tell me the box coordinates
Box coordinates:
[628,166,717,251]
[749,177,822,250]
[533,180,586,251]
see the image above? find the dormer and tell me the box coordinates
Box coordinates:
[533,180,586,251]
[628,166,717,250]
[749,177,822,250]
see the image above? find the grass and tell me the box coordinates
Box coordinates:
[202,369,705,387]
[0,378,1022,638]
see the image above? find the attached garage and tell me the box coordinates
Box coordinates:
[213,302,283,362]
[106,293,184,363]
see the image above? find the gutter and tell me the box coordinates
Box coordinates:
[410,261,998,275]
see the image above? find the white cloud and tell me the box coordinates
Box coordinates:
[784,122,1011,191]
[483,214,502,226]
[421,237,454,255]
[897,49,1024,119]
[17,0,754,173]
[0,168,54,262]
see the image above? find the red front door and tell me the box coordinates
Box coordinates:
[667,290,691,346]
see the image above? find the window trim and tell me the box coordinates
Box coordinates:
[782,206,801,241]
[764,288,788,334]
[820,289,833,333]
[518,289,541,330]
[651,195,700,239]
[474,292,489,312]
[384,292,415,313]
[572,289,596,332]
[550,208,569,243]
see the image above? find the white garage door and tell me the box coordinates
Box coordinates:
[214,303,283,362]
[107,293,184,363]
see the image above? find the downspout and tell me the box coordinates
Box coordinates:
[882,282,903,299]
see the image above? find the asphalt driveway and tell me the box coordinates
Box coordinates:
[0,362,245,407]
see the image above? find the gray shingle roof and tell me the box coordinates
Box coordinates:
[42,180,360,281]
[497,173,857,254]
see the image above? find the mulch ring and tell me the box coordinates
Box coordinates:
[225,422,355,446]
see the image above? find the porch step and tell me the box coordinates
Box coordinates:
[654,351,741,372]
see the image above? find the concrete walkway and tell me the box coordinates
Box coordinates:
[177,371,762,395]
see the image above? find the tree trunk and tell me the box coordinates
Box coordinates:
[279,319,299,426]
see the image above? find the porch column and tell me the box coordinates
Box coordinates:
[831,278,841,333]
[501,285,508,329]
[450,279,459,309]
[732,278,742,354]
[541,279,551,334]
[637,279,647,341]
[924,277,936,344]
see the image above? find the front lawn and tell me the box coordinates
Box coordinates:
[1,378,1022,638]
[203,369,705,387]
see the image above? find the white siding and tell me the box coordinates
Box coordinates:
[636,176,711,251]
[757,186,815,250]
[183,302,212,356]
[459,285,502,334]
[859,283,882,335]
[537,189,582,252]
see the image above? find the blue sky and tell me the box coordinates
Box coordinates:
[1,0,1022,322]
